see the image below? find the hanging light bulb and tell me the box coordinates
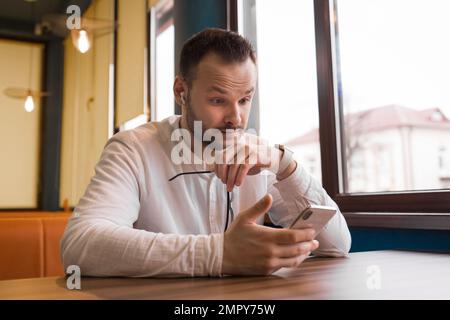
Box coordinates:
[74,29,91,54]
[24,94,35,112]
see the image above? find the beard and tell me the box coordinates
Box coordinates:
[184,91,201,134]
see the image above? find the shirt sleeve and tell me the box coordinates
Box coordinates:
[60,131,223,278]
[267,161,352,257]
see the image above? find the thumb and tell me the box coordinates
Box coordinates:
[240,194,273,223]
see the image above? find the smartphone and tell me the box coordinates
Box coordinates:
[288,204,337,237]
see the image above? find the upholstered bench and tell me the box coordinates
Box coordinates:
[0,212,70,280]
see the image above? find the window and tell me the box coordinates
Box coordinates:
[334,0,450,193]
[238,0,322,181]
[150,0,174,121]
[119,114,149,131]
[235,0,450,217]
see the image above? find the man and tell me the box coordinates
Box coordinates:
[61,28,351,277]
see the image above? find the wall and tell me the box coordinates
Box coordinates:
[0,39,43,208]
[173,0,227,114]
[115,0,148,126]
[350,227,450,253]
[60,0,114,207]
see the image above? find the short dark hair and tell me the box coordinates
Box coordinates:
[179,28,256,85]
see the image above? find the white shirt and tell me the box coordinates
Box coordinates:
[61,115,351,277]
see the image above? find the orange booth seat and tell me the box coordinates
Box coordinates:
[0,212,71,281]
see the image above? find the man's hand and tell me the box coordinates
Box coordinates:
[213,133,294,192]
[222,194,319,276]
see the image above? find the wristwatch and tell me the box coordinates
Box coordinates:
[274,144,294,175]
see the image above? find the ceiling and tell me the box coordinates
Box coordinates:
[0,0,92,39]
[0,0,68,24]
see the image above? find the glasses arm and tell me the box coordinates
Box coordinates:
[168,170,213,182]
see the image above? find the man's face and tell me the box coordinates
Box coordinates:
[182,53,257,137]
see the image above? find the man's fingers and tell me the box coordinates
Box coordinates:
[217,164,228,184]
[228,163,253,191]
[226,164,240,192]
[275,240,319,258]
[214,164,226,184]
[271,228,316,244]
[235,164,252,187]
[219,138,246,164]
[278,253,311,269]
[240,194,273,223]
[232,143,250,165]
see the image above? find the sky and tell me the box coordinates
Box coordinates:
[253,0,319,144]
[250,0,450,144]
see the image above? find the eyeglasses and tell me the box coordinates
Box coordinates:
[169,171,234,232]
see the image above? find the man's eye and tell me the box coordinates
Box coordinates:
[239,97,251,105]
[210,98,224,104]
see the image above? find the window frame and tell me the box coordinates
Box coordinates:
[231,0,450,229]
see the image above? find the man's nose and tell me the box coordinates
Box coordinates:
[224,103,242,128]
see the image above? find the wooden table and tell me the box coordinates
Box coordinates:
[1,250,449,299]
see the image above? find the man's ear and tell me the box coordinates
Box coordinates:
[173,75,187,106]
